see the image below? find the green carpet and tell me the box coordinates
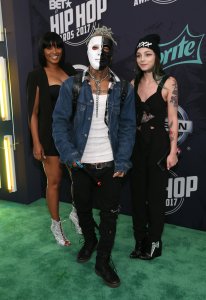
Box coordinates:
[0,199,205,300]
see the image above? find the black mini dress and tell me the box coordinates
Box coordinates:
[45,85,61,156]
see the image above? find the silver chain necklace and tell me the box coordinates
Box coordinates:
[89,71,109,117]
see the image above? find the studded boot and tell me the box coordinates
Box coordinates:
[69,206,82,235]
[51,219,71,246]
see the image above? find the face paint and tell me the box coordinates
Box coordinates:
[87,36,113,70]
[101,37,113,69]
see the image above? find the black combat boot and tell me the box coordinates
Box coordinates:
[95,254,120,288]
[77,237,98,263]
[77,212,98,263]
[129,238,147,259]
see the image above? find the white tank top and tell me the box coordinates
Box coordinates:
[81,93,114,163]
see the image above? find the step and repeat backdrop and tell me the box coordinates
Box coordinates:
[29,0,206,230]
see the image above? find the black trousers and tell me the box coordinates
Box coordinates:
[130,135,169,243]
[71,165,122,256]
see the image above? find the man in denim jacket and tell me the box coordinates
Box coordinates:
[53,26,136,288]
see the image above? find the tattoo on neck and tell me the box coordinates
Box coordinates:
[88,71,109,117]
[92,89,108,95]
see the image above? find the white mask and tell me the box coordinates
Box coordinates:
[87,36,113,70]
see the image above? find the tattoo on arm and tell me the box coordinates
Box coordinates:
[168,121,174,142]
[170,81,178,107]
[169,130,175,142]
[168,121,173,129]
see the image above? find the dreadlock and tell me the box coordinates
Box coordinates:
[88,25,117,45]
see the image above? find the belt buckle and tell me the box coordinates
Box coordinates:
[96,163,103,170]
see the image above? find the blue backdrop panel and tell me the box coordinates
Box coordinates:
[29,0,206,230]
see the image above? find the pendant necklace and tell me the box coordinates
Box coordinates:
[89,71,109,117]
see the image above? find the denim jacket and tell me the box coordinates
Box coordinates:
[52,69,136,173]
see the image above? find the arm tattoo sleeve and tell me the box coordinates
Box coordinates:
[168,121,174,142]
[170,81,178,108]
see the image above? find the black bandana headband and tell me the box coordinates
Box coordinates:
[135,34,161,59]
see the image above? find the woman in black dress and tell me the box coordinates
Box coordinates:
[130,34,178,259]
[27,32,81,246]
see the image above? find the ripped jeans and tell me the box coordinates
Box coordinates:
[71,165,122,255]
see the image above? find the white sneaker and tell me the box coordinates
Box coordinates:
[69,207,82,235]
[51,219,71,246]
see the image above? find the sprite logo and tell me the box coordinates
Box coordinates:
[160,25,204,69]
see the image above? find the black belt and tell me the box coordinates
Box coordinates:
[83,161,114,170]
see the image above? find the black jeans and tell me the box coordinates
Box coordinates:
[71,165,122,255]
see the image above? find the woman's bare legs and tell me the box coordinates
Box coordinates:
[43,156,62,220]
[43,156,71,246]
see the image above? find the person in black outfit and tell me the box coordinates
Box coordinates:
[27,32,81,246]
[129,34,178,260]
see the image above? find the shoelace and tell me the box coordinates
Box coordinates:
[109,256,118,273]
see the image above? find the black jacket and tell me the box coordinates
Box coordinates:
[27,63,76,150]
